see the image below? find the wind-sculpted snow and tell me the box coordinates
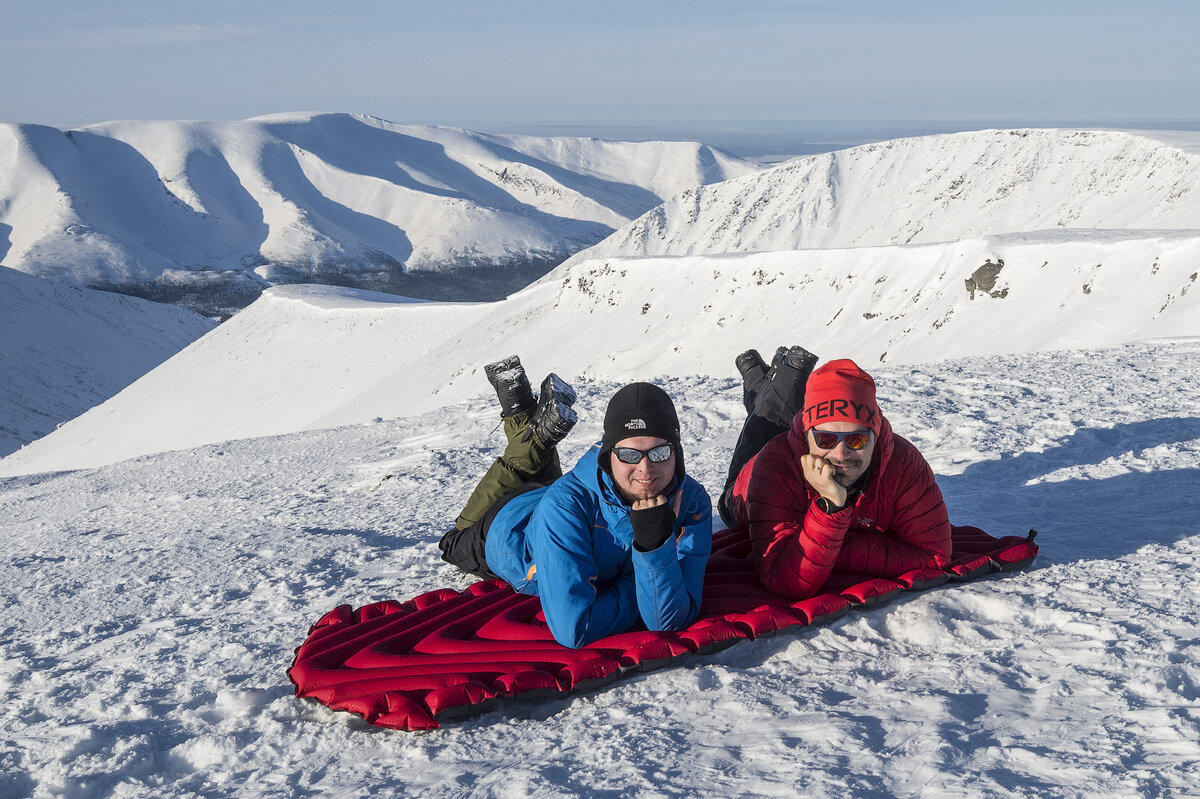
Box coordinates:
[563,129,1200,263]
[0,112,758,309]
[4,228,1198,476]
[0,265,215,457]
[1,345,1198,796]
[3,125,1199,795]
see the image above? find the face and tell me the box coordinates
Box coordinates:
[608,435,676,503]
[808,422,875,487]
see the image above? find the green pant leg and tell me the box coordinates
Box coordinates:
[454,413,563,530]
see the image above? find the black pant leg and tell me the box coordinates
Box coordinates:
[718,361,811,527]
[718,415,789,528]
[438,481,548,580]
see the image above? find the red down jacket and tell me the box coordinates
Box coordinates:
[727,408,952,599]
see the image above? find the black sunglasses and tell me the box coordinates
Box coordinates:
[810,430,872,451]
[612,443,674,465]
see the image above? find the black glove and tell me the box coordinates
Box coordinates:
[630,502,676,552]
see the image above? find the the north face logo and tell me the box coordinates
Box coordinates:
[625,418,647,430]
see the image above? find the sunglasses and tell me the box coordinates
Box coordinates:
[613,443,674,465]
[810,430,872,451]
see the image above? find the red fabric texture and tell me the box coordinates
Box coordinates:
[800,358,882,434]
[288,525,1037,731]
[727,409,953,599]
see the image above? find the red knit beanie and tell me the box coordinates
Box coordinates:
[800,359,881,433]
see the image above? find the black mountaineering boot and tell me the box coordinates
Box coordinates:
[524,373,578,448]
[719,345,820,527]
[735,349,766,380]
[779,345,819,374]
[735,349,769,414]
[754,344,819,429]
[485,355,536,417]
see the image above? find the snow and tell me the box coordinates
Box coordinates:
[6,124,1196,464]
[4,228,1198,476]
[3,123,1200,796]
[0,113,759,293]
[0,264,215,457]
[562,128,1200,264]
[2,340,1198,797]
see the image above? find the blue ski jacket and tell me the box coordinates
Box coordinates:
[485,443,713,648]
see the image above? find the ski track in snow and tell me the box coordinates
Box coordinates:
[2,342,1199,797]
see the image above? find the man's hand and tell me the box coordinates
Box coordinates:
[632,490,683,514]
[801,454,848,510]
[630,490,683,551]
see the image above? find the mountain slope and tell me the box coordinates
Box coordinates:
[3,226,1197,476]
[561,129,1200,264]
[0,265,216,457]
[0,113,758,311]
[6,126,1200,474]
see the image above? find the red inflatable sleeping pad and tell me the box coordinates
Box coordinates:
[288,525,1038,730]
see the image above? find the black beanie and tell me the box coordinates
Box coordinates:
[598,382,685,481]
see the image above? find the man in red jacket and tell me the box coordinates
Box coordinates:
[722,357,952,599]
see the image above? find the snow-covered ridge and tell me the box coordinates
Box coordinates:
[0,264,215,458]
[0,112,758,309]
[4,226,1198,476]
[6,126,1200,473]
[562,129,1200,264]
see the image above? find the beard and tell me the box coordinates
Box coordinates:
[831,458,872,490]
[612,468,673,505]
[825,453,867,485]
[615,481,661,505]
[832,466,861,486]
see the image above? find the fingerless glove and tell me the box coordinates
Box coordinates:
[630,502,676,552]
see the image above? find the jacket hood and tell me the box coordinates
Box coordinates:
[576,444,627,509]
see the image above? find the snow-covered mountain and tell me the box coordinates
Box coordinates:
[561,129,1200,264]
[0,112,758,313]
[5,127,1200,475]
[6,126,1196,465]
[0,264,215,458]
[4,222,1198,475]
[3,126,1200,796]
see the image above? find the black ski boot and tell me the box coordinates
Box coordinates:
[485,355,536,417]
[523,373,578,448]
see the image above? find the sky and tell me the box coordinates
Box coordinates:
[2,0,1200,152]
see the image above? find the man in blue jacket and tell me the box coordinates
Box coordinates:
[438,356,713,648]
